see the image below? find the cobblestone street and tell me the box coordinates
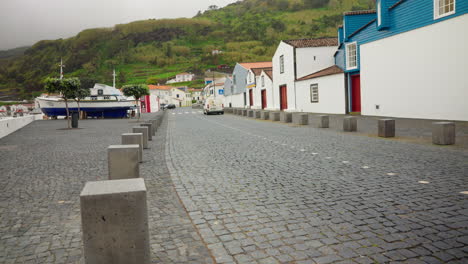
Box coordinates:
[1,107,467,263]
[167,108,468,263]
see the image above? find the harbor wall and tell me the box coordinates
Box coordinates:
[0,115,43,139]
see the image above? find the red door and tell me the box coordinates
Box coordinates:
[351,75,361,112]
[249,89,253,107]
[261,90,267,109]
[280,85,288,110]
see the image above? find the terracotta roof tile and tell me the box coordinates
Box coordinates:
[239,62,272,70]
[252,67,272,76]
[296,65,343,81]
[283,37,338,48]
[148,85,172,90]
[343,10,376,16]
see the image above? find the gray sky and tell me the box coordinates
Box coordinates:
[0,0,238,51]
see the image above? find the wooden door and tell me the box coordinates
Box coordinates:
[249,89,253,106]
[261,90,267,109]
[351,75,361,112]
[280,85,287,110]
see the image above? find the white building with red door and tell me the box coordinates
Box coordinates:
[272,38,340,112]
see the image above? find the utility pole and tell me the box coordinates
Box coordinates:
[112,69,117,88]
[59,58,65,80]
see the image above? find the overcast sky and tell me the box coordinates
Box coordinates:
[0,0,238,51]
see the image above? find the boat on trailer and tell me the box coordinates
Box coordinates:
[36,83,135,118]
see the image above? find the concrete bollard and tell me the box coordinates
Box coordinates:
[318,115,329,128]
[122,133,143,162]
[280,112,292,123]
[254,110,261,119]
[432,122,455,145]
[270,112,280,121]
[140,123,153,141]
[293,113,308,125]
[343,116,357,132]
[108,145,140,180]
[241,109,247,116]
[80,178,150,264]
[261,111,270,120]
[132,127,149,149]
[378,119,395,138]
[247,110,254,118]
[149,120,157,135]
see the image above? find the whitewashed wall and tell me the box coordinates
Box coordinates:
[272,42,295,111]
[360,14,468,121]
[295,74,346,114]
[230,93,245,108]
[0,115,43,139]
[296,46,337,79]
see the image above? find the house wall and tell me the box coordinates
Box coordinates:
[360,15,468,121]
[295,74,346,114]
[296,46,337,79]
[272,42,295,111]
[232,64,248,95]
[229,93,245,108]
[224,78,233,96]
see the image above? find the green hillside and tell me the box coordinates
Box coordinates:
[0,0,374,99]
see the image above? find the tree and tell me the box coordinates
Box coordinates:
[122,84,149,121]
[73,86,91,119]
[44,77,81,128]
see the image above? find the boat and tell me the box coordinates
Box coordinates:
[35,83,135,118]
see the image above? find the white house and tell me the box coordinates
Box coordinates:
[148,85,192,107]
[175,72,195,83]
[224,62,272,109]
[272,38,339,111]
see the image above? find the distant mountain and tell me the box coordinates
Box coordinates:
[0,46,30,59]
[0,0,374,99]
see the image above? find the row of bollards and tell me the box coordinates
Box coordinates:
[229,108,456,145]
[80,115,163,264]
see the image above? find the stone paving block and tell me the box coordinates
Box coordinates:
[378,119,395,138]
[140,123,153,141]
[292,113,308,125]
[132,126,149,149]
[280,112,292,123]
[261,111,270,120]
[343,116,357,132]
[432,122,455,145]
[318,115,329,128]
[122,133,143,162]
[108,145,140,180]
[80,178,150,264]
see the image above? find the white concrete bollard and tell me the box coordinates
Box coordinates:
[343,116,357,132]
[140,123,153,141]
[108,145,140,180]
[122,133,143,162]
[132,127,149,149]
[80,178,150,264]
[432,122,455,145]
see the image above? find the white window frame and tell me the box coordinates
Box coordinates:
[280,55,284,74]
[377,1,382,26]
[434,0,456,20]
[310,84,319,103]
[346,42,358,70]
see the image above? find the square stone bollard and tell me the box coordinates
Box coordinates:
[378,119,395,138]
[150,120,157,135]
[140,123,153,141]
[254,110,261,119]
[270,112,280,121]
[293,113,308,125]
[108,145,140,180]
[318,115,329,128]
[247,110,254,118]
[132,127,149,149]
[80,178,150,264]
[343,116,357,132]
[261,111,269,120]
[280,112,292,123]
[242,109,248,116]
[432,122,455,145]
[122,133,143,163]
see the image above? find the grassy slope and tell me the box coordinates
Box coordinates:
[0,0,374,99]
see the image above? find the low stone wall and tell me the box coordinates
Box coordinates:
[0,115,43,139]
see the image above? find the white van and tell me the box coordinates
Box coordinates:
[204,97,224,115]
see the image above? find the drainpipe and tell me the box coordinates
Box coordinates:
[293,47,298,111]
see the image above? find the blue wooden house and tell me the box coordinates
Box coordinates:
[335,0,468,121]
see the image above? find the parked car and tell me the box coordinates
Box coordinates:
[165,104,176,109]
[204,97,224,115]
